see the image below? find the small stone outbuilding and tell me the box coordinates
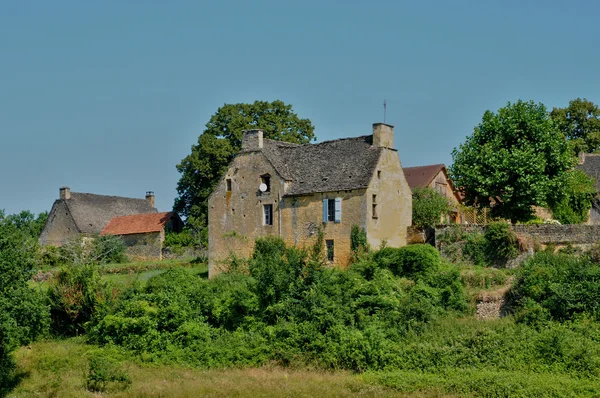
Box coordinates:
[208,123,413,277]
[39,187,157,246]
[101,212,183,259]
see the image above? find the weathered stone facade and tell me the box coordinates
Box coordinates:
[208,123,412,277]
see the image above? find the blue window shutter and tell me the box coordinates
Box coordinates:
[323,199,328,223]
[334,198,342,223]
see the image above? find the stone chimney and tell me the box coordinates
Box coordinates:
[59,186,71,200]
[373,123,395,148]
[579,151,586,165]
[146,191,155,208]
[242,129,264,150]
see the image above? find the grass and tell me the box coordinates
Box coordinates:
[29,258,208,291]
[8,339,405,398]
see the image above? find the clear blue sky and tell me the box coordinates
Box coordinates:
[1,0,599,216]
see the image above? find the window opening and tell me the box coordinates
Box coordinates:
[326,240,334,261]
[264,204,273,225]
[328,199,336,222]
[377,170,381,179]
[372,194,378,219]
[226,179,232,192]
[260,174,271,192]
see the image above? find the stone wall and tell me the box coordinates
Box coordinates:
[435,224,600,248]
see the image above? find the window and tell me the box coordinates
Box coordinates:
[322,198,342,223]
[260,174,271,192]
[372,194,378,219]
[326,240,334,261]
[377,170,381,179]
[328,199,336,221]
[263,204,273,225]
[226,179,232,192]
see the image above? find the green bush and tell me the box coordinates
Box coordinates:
[483,222,518,264]
[86,352,131,392]
[92,235,128,264]
[510,252,600,321]
[164,230,197,249]
[412,187,452,228]
[373,244,441,279]
[47,264,117,336]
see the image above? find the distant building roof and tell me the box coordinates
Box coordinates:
[101,212,174,236]
[249,136,384,196]
[577,154,600,192]
[64,192,157,235]
[403,164,446,189]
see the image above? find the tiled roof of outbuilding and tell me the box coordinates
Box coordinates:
[259,136,384,196]
[101,212,174,236]
[403,164,446,189]
[64,193,157,234]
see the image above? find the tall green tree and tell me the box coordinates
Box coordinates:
[174,100,315,236]
[550,98,600,155]
[411,187,451,228]
[0,210,49,391]
[449,100,573,223]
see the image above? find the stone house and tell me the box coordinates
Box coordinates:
[403,163,462,223]
[101,212,183,259]
[39,187,157,246]
[208,123,412,277]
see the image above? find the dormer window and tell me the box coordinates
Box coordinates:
[260,174,271,192]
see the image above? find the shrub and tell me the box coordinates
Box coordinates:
[164,230,197,249]
[412,187,452,228]
[510,252,600,321]
[86,352,131,392]
[47,264,117,336]
[374,244,441,279]
[350,225,369,254]
[92,234,128,264]
[483,222,518,264]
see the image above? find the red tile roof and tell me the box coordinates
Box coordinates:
[403,164,446,189]
[101,212,174,236]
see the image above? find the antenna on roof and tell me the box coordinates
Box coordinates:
[383,99,387,123]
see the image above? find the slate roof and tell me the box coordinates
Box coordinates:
[64,193,157,235]
[577,154,600,192]
[403,164,446,189]
[259,136,384,196]
[101,212,174,236]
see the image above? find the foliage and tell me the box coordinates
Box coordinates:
[58,234,128,265]
[47,264,117,336]
[483,222,518,263]
[2,210,48,239]
[92,234,128,264]
[86,351,131,392]
[373,244,441,279]
[89,238,468,371]
[0,210,49,391]
[510,252,600,322]
[450,100,573,222]
[174,100,315,235]
[350,225,369,255]
[547,169,596,224]
[411,187,452,228]
[551,98,600,154]
[164,229,197,249]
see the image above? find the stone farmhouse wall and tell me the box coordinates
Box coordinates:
[435,224,600,249]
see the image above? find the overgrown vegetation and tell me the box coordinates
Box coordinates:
[411,186,452,228]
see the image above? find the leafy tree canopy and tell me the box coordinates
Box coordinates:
[449,100,573,223]
[174,100,315,236]
[547,169,596,224]
[550,98,600,155]
[412,187,452,228]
